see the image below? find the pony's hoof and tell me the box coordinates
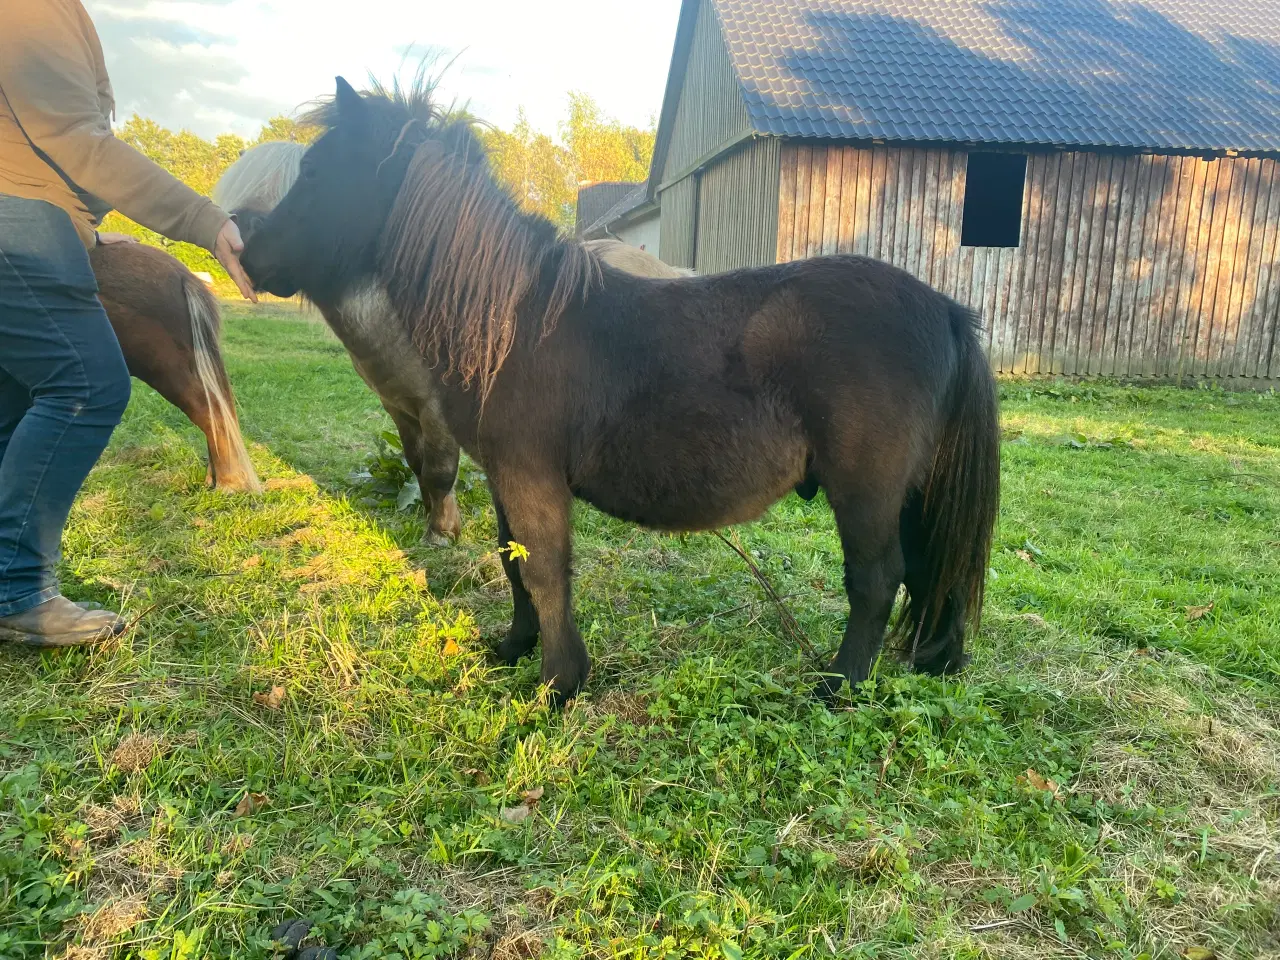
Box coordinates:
[271,919,312,953]
[815,668,868,706]
[543,657,589,709]
[423,531,452,548]
[495,629,538,665]
[913,651,971,677]
[427,494,462,543]
[270,919,338,960]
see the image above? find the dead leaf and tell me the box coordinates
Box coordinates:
[521,786,545,805]
[1015,550,1036,565]
[241,555,262,570]
[252,686,286,710]
[408,569,428,590]
[1018,768,1061,798]
[442,639,462,657]
[1185,604,1214,622]
[233,792,269,818]
[221,833,254,857]
[1181,948,1216,960]
[501,804,531,824]
[465,768,491,786]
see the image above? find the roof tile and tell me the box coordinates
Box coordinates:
[711,0,1280,151]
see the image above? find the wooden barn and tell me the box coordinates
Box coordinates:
[585,0,1280,382]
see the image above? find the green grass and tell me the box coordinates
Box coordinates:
[2,303,1278,960]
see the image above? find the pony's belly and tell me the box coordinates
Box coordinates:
[574,416,808,532]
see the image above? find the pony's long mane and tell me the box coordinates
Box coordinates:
[382,136,600,399]
[212,141,305,213]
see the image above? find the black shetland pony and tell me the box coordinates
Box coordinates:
[242,78,1001,705]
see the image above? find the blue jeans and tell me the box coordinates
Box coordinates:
[0,196,131,616]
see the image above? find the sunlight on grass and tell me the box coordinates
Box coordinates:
[1,305,1277,960]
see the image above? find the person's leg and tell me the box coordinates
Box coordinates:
[0,367,28,467]
[0,196,131,644]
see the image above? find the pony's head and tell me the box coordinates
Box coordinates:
[244,75,598,399]
[241,76,437,302]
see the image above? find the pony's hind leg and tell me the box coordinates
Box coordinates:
[820,492,906,701]
[489,472,588,705]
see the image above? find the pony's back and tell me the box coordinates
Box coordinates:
[584,239,693,279]
[213,141,306,216]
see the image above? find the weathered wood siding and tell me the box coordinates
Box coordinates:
[777,143,1280,380]
[695,139,781,272]
[660,175,699,270]
[659,0,752,185]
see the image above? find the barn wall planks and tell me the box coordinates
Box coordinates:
[695,139,781,272]
[776,143,1280,379]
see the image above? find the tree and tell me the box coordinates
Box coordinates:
[483,109,577,232]
[561,92,655,186]
[255,115,320,146]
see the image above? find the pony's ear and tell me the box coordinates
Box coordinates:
[334,77,365,119]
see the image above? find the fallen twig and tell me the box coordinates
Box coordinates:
[712,530,825,667]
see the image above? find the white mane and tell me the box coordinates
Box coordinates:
[213,141,306,213]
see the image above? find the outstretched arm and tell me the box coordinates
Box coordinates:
[0,1,255,298]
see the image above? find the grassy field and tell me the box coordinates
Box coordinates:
[2,302,1278,960]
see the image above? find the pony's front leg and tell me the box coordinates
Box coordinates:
[492,495,539,664]
[418,432,461,545]
[490,475,588,706]
[386,406,460,545]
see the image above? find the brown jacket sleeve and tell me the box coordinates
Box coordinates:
[0,0,228,251]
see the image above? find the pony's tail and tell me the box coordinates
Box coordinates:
[183,275,261,494]
[898,302,1000,672]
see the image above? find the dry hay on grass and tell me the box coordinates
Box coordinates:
[52,947,109,960]
[80,895,150,945]
[583,690,653,728]
[108,733,161,773]
[81,793,144,843]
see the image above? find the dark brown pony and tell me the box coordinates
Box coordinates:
[242,78,1001,705]
[93,241,260,493]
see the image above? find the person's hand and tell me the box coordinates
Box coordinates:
[214,219,258,303]
[95,231,139,245]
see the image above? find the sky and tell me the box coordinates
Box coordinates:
[84,0,684,141]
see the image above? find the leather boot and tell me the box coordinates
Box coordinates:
[0,595,125,647]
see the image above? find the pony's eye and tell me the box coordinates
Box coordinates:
[301,166,318,181]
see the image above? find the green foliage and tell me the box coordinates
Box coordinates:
[348,430,422,513]
[483,109,578,232]
[484,93,655,232]
[562,90,655,185]
[2,308,1276,959]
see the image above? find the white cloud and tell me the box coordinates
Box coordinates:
[84,0,682,139]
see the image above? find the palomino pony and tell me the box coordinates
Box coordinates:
[242,78,1000,705]
[94,241,260,493]
[215,142,687,542]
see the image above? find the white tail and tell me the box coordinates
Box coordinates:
[183,277,261,493]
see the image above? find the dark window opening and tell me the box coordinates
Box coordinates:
[961,152,1027,248]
